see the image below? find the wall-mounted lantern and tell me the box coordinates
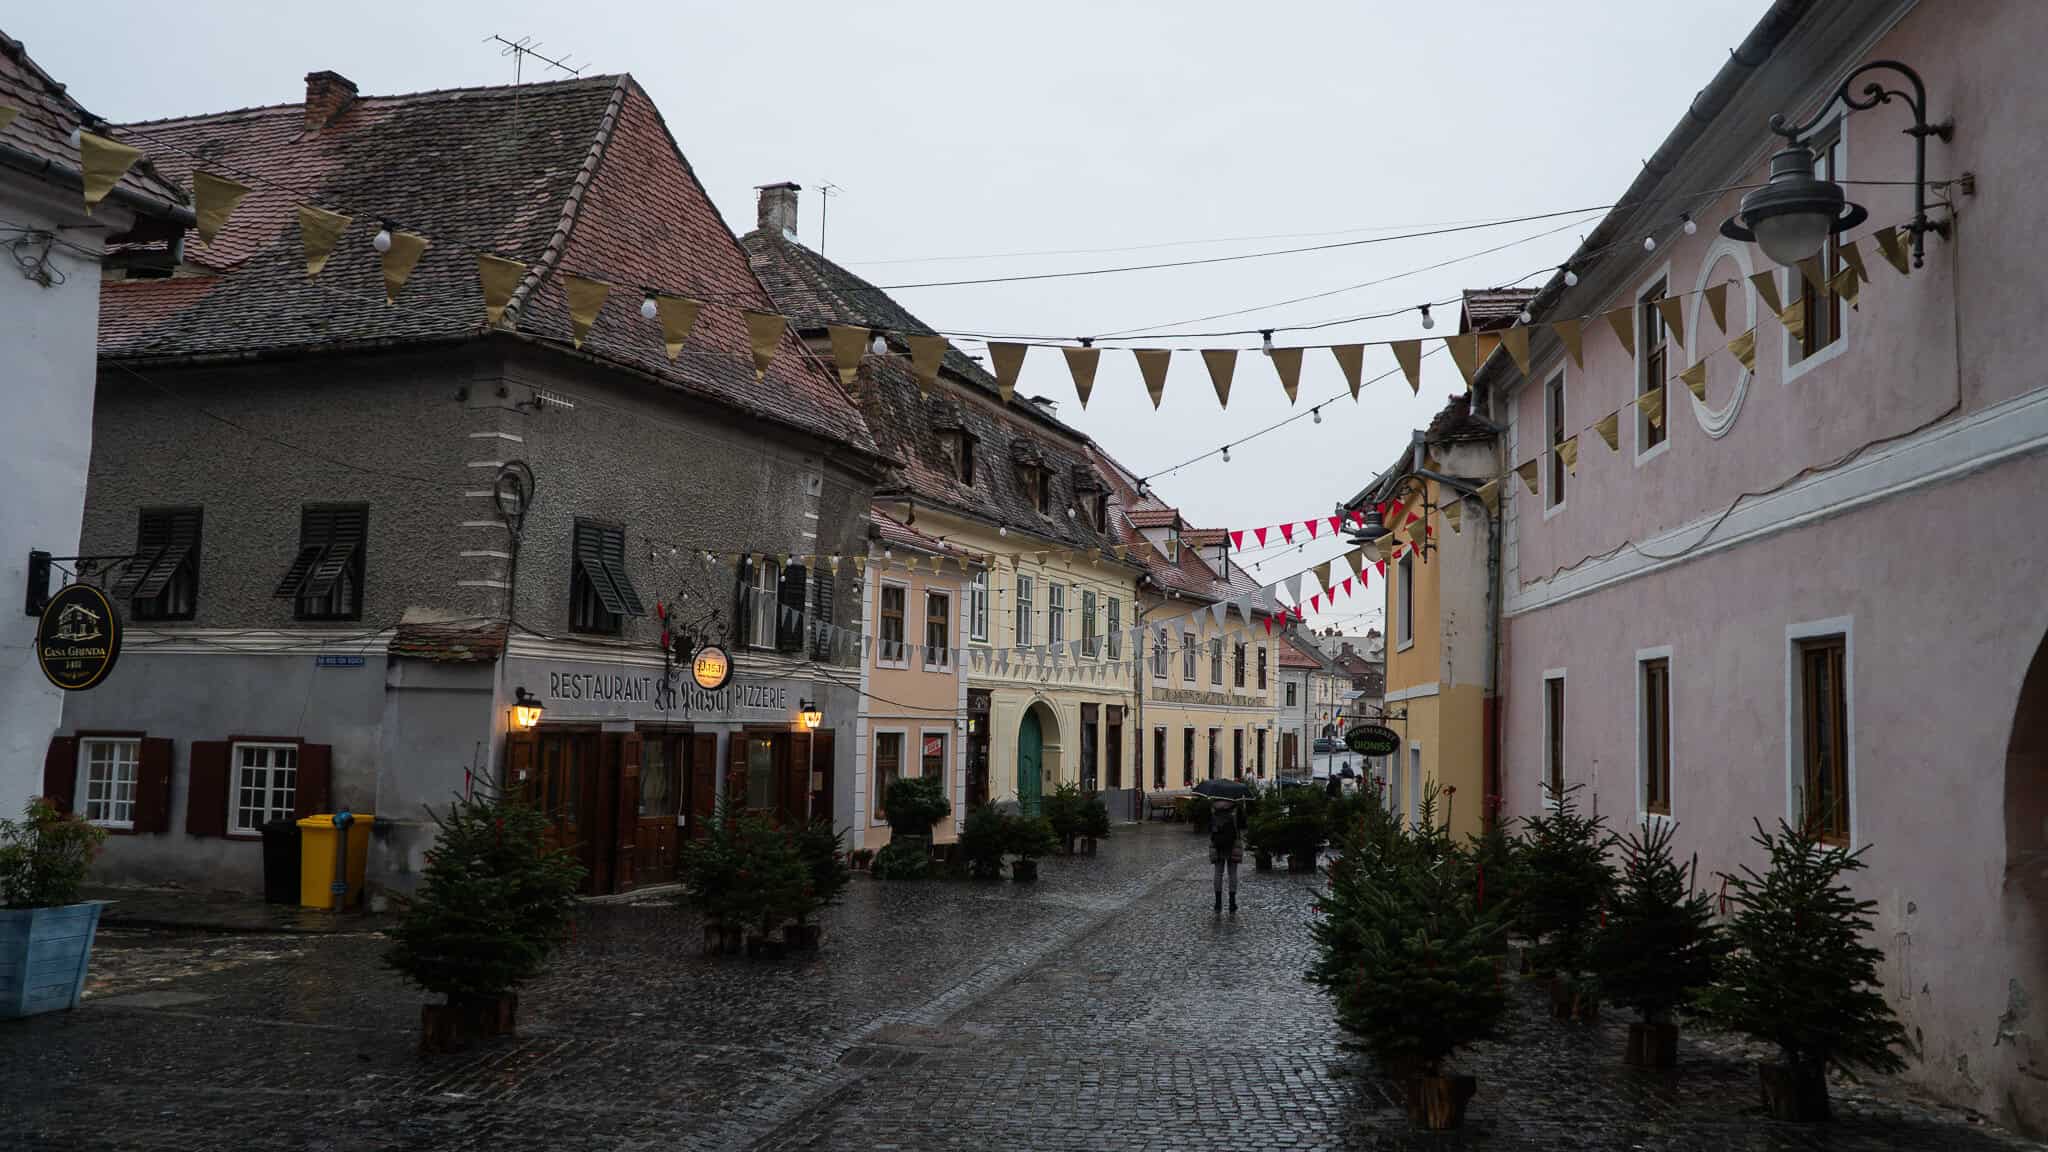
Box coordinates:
[512,686,545,730]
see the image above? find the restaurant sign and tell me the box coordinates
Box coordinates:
[534,659,792,721]
[1344,723,1402,757]
[37,583,121,691]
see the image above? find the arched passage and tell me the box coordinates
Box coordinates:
[1017,699,1061,815]
[2002,628,2048,1136]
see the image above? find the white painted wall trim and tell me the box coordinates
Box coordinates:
[1542,667,1566,808]
[1384,682,1440,704]
[1785,615,1857,848]
[1634,644,1675,830]
[1508,384,2048,616]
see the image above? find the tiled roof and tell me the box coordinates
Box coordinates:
[1279,635,1325,669]
[1460,287,1537,333]
[390,614,509,663]
[0,32,189,231]
[97,74,874,455]
[1181,528,1225,548]
[1425,391,1499,444]
[1124,506,1183,530]
[870,505,969,559]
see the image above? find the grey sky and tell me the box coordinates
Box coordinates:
[14,0,1764,631]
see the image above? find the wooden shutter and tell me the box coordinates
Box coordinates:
[294,743,333,818]
[777,564,808,653]
[505,731,538,800]
[689,733,717,837]
[810,730,834,829]
[574,521,629,617]
[810,570,836,661]
[134,737,173,834]
[186,740,230,836]
[617,732,642,889]
[782,732,811,826]
[726,732,749,815]
[42,736,77,813]
[732,555,754,647]
[599,526,644,616]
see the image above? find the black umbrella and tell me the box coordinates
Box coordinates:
[1192,778,1254,800]
[1336,764,1357,778]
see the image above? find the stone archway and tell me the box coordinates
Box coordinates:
[2002,628,2048,1136]
[1017,698,1062,816]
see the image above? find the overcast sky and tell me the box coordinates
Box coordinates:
[15,0,1765,633]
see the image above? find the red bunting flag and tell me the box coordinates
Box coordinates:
[1342,577,1354,597]
[1305,519,1319,540]
[1374,560,1386,577]
[1387,500,1404,524]
[1280,523,1295,543]
[1329,515,1343,536]
[1264,617,1273,635]
[1293,604,1305,621]
[1255,527,1269,547]
[1230,530,1245,551]
[1310,594,1321,613]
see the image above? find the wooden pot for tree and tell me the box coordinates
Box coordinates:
[419,993,518,1054]
[789,922,824,951]
[1548,976,1599,1022]
[719,925,745,955]
[1012,859,1039,883]
[1254,851,1274,872]
[1402,1074,1478,1130]
[1625,1021,1680,1068]
[1286,850,1318,874]
[1080,837,1097,857]
[1759,1062,1830,1122]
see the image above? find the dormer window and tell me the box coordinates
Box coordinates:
[1092,493,1109,531]
[1165,531,1180,562]
[1023,467,1052,515]
[941,429,977,485]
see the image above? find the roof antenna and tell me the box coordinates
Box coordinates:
[817,182,844,256]
[487,34,584,85]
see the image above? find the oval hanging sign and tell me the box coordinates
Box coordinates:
[690,643,733,691]
[1344,723,1401,758]
[38,583,122,691]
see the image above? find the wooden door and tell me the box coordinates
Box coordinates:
[688,733,717,837]
[781,731,811,827]
[531,731,593,890]
[1017,711,1042,815]
[809,730,835,829]
[631,733,681,884]
[613,732,641,892]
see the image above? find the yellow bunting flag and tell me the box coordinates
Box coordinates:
[1638,386,1667,430]
[1373,535,1393,563]
[1795,255,1826,295]
[1443,501,1461,534]
[1558,436,1579,475]
[297,205,351,277]
[1331,345,1364,400]
[1727,328,1757,372]
[1501,325,1533,378]
[1347,547,1367,578]
[190,170,251,246]
[564,276,611,349]
[1201,348,1237,409]
[1830,266,1861,306]
[1749,269,1784,316]
[1777,301,1807,343]
[988,342,1028,402]
[1603,305,1636,357]
[1134,349,1171,409]
[1654,296,1688,350]
[908,334,946,391]
[827,324,870,387]
[1476,480,1499,515]
[1553,318,1584,367]
[1314,561,1332,595]
[1269,346,1303,403]
[744,311,785,378]
[1407,516,1429,547]
[1515,459,1539,495]
[1839,240,1868,284]
[1443,332,1480,388]
[1593,410,1619,451]
[0,106,16,133]
[1872,226,1910,275]
[381,230,428,304]
[1392,340,1422,393]
[1063,346,1100,408]
[656,296,702,360]
[1679,359,1708,402]
[1704,281,1730,333]
[477,255,525,328]
[77,131,141,213]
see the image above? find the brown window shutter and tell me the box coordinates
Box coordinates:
[134,737,174,834]
[186,741,230,836]
[782,732,811,826]
[689,733,717,837]
[809,730,834,827]
[42,735,78,813]
[294,744,333,818]
[726,732,748,815]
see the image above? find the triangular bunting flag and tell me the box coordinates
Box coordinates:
[1872,226,1910,275]
[1750,269,1785,316]
[1314,561,1332,595]
[1374,560,1386,578]
[1134,349,1171,409]
[1342,577,1355,597]
[1280,523,1295,544]
[1309,594,1321,614]
[1475,481,1498,515]
[0,107,15,133]
[827,324,870,387]
[1727,328,1757,372]
[1654,296,1688,350]
[1269,346,1303,403]
[1210,602,1228,633]
[1229,530,1244,552]
[1392,340,1422,394]
[1830,266,1861,306]
[656,296,703,360]
[565,276,611,349]
[1795,255,1827,295]
[1558,436,1579,475]
[297,205,351,277]
[1679,359,1708,402]
[1063,346,1100,408]
[1603,306,1636,357]
[1638,386,1667,429]
[1777,301,1807,343]
[1443,332,1480,388]
[988,342,1028,402]
[1704,281,1730,333]
[1201,348,1236,408]
[1501,325,1533,378]
[1553,318,1584,367]
[478,255,525,329]
[381,230,429,304]
[1516,459,1539,494]
[744,311,786,379]
[1346,548,1366,579]
[190,170,251,246]
[1443,502,1462,533]
[1838,240,1868,285]
[1594,410,1619,451]
[908,334,946,391]
[1305,518,1319,540]
[77,131,141,213]
[1331,344,1364,400]
[1254,527,1268,547]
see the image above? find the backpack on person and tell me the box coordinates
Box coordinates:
[1210,798,1242,860]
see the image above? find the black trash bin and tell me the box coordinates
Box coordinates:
[260,818,301,905]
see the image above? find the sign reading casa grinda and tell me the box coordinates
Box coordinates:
[37,582,122,691]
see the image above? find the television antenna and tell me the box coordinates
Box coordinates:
[817,181,844,255]
[486,34,584,85]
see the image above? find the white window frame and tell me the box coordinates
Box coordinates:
[1781,109,1853,386]
[1106,597,1122,660]
[1542,668,1568,808]
[1285,681,1298,708]
[229,741,298,836]
[968,569,988,642]
[917,726,951,790]
[1081,589,1098,657]
[922,587,952,670]
[1047,583,1066,646]
[871,728,907,824]
[1015,574,1035,648]
[1396,553,1415,651]
[1182,632,1197,683]
[1165,532,1180,562]
[1633,260,1675,466]
[1209,637,1224,684]
[877,579,910,669]
[1635,645,1675,826]
[751,559,781,649]
[1543,366,1568,518]
[1406,743,1423,827]
[1786,616,1856,847]
[1151,629,1168,682]
[76,737,140,830]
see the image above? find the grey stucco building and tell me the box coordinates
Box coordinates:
[51,70,886,896]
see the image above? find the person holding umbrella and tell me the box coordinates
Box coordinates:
[1193,778,1251,913]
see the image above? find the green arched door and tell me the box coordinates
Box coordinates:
[1017,709,1043,816]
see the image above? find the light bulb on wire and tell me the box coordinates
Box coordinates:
[1518,309,1533,325]
[372,224,393,254]
[1562,265,1579,287]
[640,294,658,321]
[1312,407,1322,425]
[1643,235,1657,252]
[1260,330,1275,355]
[1221,445,1232,463]
[1681,213,1698,236]
[1418,303,1435,330]
[869,333,888,356]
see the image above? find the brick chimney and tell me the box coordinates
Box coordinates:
[304,71,358,130]
[756,182,801,238]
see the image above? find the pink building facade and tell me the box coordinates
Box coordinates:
[1483,0,2048,1131]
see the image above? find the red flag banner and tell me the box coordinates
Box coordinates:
[1280,523,1295,543]
[1305,519,1319,540]
[1255,527,1269,547]
[1230,530,1245,551]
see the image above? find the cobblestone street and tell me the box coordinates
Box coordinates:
[4,825,2041,1151]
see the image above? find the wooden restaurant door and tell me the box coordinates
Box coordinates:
[508,728,596,889]
[630,730,689,885]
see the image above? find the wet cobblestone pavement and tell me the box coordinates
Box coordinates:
[4,825,2042,1151]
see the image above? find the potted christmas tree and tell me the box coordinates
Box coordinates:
[1590,819,1726,1067]
[959,804,1009,880]
[1704,817,1906,1121]
[788,819,850,951]
[1044,782,1085,855]
[680,800,746,954]
[0,799,108,1019]
[1005,813,1058,883]
[385,788,583,1052]
[730,815,807,957]
[1078,790,1111,856]
[872,776,949,880]
[1518,785,1613,1021]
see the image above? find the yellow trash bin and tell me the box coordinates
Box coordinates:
[298,813,375,910]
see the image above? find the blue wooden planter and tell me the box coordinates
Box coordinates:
[0,902,104,1019]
